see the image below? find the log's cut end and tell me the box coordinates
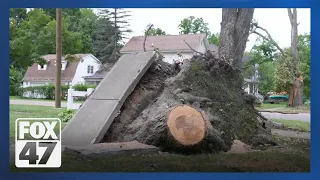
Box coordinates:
[167,105,206,146]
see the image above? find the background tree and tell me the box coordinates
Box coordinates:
[93,17,117,64]
[77,9,99,53]
[9,8,99,95]
[298,34,310,99]
[144,25,166,36]
[287,8,303,106]
[10,8,27,27]
[251,9,305,106]
[258,62,275,94]
[41,8,82,31]
[207,33,220,45]
[94,8,132,64]
[10,9,51,69]
[274,48,294,93]
[107,8,132,42]
[178,16,210,35]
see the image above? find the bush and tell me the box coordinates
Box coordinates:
[20,83,96,100]
[73,84,96,91]
[10,67,24,96]
[58,109,76,122]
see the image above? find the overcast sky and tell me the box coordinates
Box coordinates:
[110,8,310,51]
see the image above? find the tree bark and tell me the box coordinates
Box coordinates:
[288,8,303,106]
[288,8,300,76]
[219,8,254,69]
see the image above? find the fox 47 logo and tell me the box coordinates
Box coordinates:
[15,118,61,168]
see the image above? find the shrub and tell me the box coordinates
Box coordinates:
[58,109,76,122]
[73,84,96,91]
[20,83,96,100]
[10,67,24,96]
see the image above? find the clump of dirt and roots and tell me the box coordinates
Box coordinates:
[102,51,276,154]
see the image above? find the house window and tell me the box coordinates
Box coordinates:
[87,65,94,74]
[38,64,46,70]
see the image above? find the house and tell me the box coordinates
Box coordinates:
[120,34,209,64]
[23,54,101,88]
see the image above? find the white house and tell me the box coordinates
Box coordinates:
[120,34,209,64]
[23,54,101,87]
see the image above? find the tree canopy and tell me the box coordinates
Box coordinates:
[178,16,210,35]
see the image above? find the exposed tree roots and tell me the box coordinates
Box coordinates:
[101,53,276,154]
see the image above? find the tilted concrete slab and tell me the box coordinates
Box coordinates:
[61,51,157,146]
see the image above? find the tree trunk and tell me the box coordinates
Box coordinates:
[288,8,303,106]
[288,74,304,106]
[219,8,254,69]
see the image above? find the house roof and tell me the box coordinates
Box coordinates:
[83,71,107,80]
[24,54,90,82]
[120,34,207,53]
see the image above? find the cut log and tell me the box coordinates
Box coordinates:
[167,105,206,146]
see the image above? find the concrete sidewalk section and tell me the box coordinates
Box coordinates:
[64,141,159,157]
[61,52,158,146]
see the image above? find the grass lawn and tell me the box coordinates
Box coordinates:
[256,102,287,110]
[256,102,310,113]
[10,104,67,142]
[271,119,310,132]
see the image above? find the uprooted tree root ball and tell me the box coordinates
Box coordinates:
[102,52,276,154]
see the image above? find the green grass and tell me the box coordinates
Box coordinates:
[257,102,287,110]
[10,104,67,142]
[271,119,310,132]
[256,102,310,113]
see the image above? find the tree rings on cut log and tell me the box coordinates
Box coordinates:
[167,105,206,146]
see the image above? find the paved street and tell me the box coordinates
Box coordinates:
[10,99,81,109]
[260,112,310,122]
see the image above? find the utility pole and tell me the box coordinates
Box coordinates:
[55,8,62,108]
